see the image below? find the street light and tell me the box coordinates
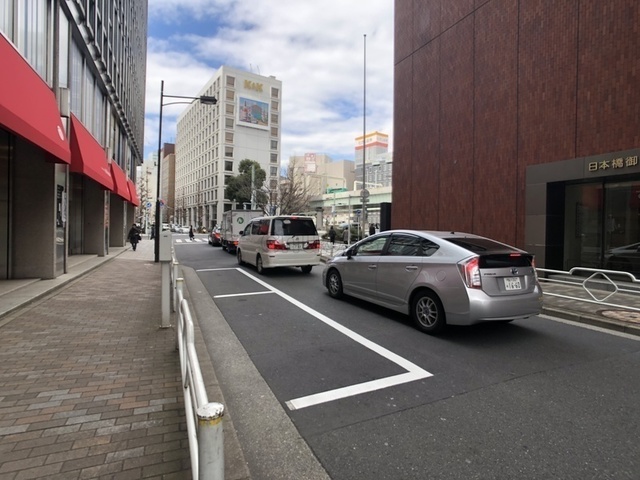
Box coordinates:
[154,80,217,262]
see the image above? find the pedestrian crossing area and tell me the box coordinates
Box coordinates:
[174,237,208,244]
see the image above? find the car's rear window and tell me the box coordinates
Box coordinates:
[444,237,517,253]
[272,218,317,236]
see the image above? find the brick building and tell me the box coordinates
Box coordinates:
[393,0,640,271]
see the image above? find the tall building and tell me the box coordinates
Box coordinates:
[174,66,282,229]
[0,1,147,279]
[289,153,355,197]
[394,0,640,271]
[354,131,392,189]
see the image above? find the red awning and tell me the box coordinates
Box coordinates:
[0,34,70,164]
[127,179,140,206]
[69,115,113,190]
[110,162,131,201]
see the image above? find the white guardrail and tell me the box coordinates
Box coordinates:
[537,266,640,312]
[170,257,225,479]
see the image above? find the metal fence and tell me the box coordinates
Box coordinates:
[537,266,640,314]
[171,258,225,479]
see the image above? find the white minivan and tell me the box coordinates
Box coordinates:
[237,216,321,274]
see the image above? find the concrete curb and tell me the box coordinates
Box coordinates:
[541,306,640,337]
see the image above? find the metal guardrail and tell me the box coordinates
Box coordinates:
[170,256,225,479]
[537,266,640,313]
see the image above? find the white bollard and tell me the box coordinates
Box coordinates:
[161,261,170,328]
[197,402,225,479]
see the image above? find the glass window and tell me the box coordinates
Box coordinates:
[271,87,279,98]
[270,140,278,149]
[224,146,233,158]
[0,1,13,37]
[226,90,234,101]
[271,100,279,111]
[70,40,83,116]
[354,235,388,256]
[224,160,233,171]
[225,118,234,129]
[17,0,48,79]
[270,153,278,163]
[226,75,235,87]
[272,218,317,236]
[225,103,234,115]
[270,166,278,176]
[386,234,437,257]
[225,131,233,143]
[58,7,69,87]
[272,113,279,124]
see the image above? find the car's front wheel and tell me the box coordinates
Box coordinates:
[326,269,343,299]
[411,290,446,334]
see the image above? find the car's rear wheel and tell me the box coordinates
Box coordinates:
[411,290,446,334]
[301,265,313,274]
[256,255,265,274]
[237,249,244,265]
[326,269,343,299]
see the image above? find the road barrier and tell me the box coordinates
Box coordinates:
[171,255,225,479]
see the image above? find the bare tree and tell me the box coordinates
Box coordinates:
[275,163,312,214]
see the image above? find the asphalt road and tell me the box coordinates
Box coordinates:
[176,236,640,480]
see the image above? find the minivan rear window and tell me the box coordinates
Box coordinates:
[272,218,317,236]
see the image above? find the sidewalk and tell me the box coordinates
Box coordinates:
[0,239,249,480]
[1,243,639,479]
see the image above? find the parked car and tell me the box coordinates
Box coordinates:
[237,215,321,274]
[178,225,190,234]
[208,228,222,246]
[322,230,542,334]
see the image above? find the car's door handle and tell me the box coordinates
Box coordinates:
[368,265,377,270]
[405,265,418,271]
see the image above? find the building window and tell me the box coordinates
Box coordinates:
[225,118,234,129]
[270,166,278,176]
[270,140,278,150]
[225,131,233,143]
[225,160,233,171]
[271,100,279,111]
[225,146,233,157]
[16,0,48,79]
[226,75,235,87]
[271,87,279,98]
[225,103,234,115]
[271,113,279,125]
[270,153,278,163]
[226,90,234,101]
[270,127,278,137]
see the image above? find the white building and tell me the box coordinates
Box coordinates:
[174,66,282,229]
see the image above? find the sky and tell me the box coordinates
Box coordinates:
[144,0,394,165]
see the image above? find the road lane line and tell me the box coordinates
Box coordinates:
[232,268,433,410]
[214,291,275,299]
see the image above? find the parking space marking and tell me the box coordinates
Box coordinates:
[206,267,433,410]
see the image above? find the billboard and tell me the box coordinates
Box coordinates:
[238,96,269,130]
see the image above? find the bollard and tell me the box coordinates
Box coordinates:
[197,402,225,479]
[161,261,171,328]
[175,278,184,351]
[172,259,179,312]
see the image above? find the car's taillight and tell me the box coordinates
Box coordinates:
[266,239,287,250]
[459,257,482,288]
[532,257,538,280]
[305,240,320,250]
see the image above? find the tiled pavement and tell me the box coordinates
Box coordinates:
[0,241,191,480]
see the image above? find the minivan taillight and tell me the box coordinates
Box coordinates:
[458,257,482,288]
[305,240,320,250]
[266,239,287,250]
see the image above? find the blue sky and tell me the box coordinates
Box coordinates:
[144,0,394,164]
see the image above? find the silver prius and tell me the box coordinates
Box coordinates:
[322,230,543,334]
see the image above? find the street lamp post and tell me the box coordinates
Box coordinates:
[154,80,217,262]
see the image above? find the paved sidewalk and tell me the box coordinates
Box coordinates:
[0,240,191,479]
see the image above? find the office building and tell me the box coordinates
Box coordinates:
[394,0,640,271]
[174,66,282,229]
[0,1,146,279]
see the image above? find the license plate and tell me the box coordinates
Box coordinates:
[288,243,303,250]
[504,277,522,290]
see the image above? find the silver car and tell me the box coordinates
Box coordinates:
[322,230,543,334]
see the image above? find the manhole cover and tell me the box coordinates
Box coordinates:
[600,310,640,324]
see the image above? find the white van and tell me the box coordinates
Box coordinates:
[237,216,321,274]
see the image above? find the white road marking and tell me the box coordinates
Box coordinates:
[539,314,640,341]
[214,291,275,299]
[198,267,433,410]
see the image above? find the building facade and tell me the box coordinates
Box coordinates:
[174,66,282,230]
[0,0,146,279]
[394,0,640,271]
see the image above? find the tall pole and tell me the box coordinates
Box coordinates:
[362,34,367,239]
[154,80,164,262]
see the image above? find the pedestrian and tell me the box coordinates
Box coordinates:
[329,225,336,244]
[343,227,349,244]
[369,223,376,236]
[127,223,141,251]
[189,225,194,241]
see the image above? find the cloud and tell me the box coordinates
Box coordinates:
[145,0,394,163]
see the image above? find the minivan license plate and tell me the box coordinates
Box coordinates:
[504,277,521,290]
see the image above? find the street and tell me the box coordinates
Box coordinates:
[176,236,640,480]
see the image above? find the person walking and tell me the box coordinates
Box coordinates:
[189,225,195,241]
[127,223,141,251]
[369,223,376,236]
[329,226,336,244]
[343,227,349,244]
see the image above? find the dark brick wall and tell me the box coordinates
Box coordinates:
[393,0,640,248]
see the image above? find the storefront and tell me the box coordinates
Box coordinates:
[526,149,640,275]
